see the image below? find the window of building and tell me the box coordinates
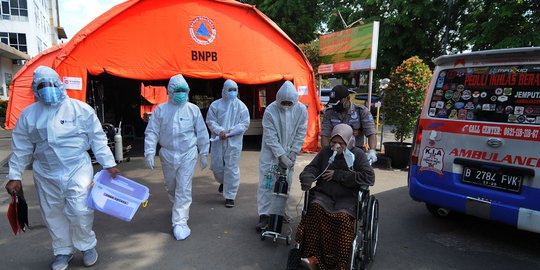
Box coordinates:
[1,72,12,96]
[0,32,27,52]
[1,0,28,20]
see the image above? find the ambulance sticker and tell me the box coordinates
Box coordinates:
[419,147,445,176]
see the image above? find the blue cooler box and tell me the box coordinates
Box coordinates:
[87,170,149,222]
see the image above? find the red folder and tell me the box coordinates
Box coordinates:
[6,190,28,235]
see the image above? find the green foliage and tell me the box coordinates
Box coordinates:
[242,0,323,44]
[382,56,432,143]
[461,0,540,51]
[241,0,539,85]
[298,40,320,74]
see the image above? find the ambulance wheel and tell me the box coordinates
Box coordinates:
[426,203,451,217]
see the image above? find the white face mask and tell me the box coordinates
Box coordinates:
[343,149,355,169]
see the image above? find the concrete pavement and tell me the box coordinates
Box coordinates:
[0,126,410,270]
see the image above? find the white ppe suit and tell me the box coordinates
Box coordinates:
[8,66,116,256]
[206,80,250,200]
[257,81,307,215]
[144,74,210,227]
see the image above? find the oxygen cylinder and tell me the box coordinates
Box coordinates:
[114,128,123,163]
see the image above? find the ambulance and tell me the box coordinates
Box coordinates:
[408,47,540,233]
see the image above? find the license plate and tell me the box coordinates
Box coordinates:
[462,166,523,193]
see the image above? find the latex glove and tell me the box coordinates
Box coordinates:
[145,155,154,170]
[200,154,208,170]
[287,151,297,163]
[278,154,294,169]
[366,149,377,164]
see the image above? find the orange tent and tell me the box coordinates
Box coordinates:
[6,0,322,152]
[140,83,168,120]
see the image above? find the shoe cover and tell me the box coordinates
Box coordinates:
[173,224,191,240]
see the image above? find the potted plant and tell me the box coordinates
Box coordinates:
[382,56,432,169]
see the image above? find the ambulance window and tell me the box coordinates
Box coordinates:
[428,65,540,125]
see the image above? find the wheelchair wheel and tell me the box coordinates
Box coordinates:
[365,196,379,262]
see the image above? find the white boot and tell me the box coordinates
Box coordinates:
[173,224,191,240]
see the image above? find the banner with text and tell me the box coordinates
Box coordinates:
[318,21,379,74]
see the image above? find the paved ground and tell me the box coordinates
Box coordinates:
[0,125,409,270]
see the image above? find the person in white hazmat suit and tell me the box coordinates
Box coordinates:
[206,79,250,208]
[4,66,120,270]
[256,81,308,231]
[144,74,210,241]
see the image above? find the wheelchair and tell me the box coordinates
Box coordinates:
[286,186,379,270]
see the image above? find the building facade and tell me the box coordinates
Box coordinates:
[0,0,65,100]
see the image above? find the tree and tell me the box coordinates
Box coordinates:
[241,0,323,44]
[382,56,431,143]
[298,40,320,74]
[461,0,540,50]
[241,0,539,82]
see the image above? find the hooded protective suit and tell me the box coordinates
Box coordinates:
[206,80,250,200]
[144,74,209,232]
[257,81,308,216]
[8,66,116,256]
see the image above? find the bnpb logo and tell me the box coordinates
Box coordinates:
[189,16,216,45]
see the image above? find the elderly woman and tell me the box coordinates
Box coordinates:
[296,123,375,270]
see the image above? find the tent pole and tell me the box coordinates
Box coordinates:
[318,74,322,97]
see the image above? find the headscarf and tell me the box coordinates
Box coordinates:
[330,123,355,150]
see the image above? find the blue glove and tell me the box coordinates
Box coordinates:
[287,151,297,163]
[278,154,294,169]
[366,149,377,164]
[200,154,208,170]
[145,155,154,170]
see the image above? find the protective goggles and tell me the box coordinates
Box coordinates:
[36,81,58,90]
[280,100,293,107]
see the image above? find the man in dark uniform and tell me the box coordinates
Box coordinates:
[321,85,378,163]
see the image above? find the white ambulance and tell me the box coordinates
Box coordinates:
[409,47,540,233]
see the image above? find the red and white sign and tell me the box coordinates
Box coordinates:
[419,147,445,176]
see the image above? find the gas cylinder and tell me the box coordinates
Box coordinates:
[114,128,123,163]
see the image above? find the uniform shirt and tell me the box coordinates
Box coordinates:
[321,101,376,147]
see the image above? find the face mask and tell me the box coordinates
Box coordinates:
[227,90,238,100]
[38,86,62,105]
[343,149,355,169]
[173,92,188,104]
[332,101,345,112]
